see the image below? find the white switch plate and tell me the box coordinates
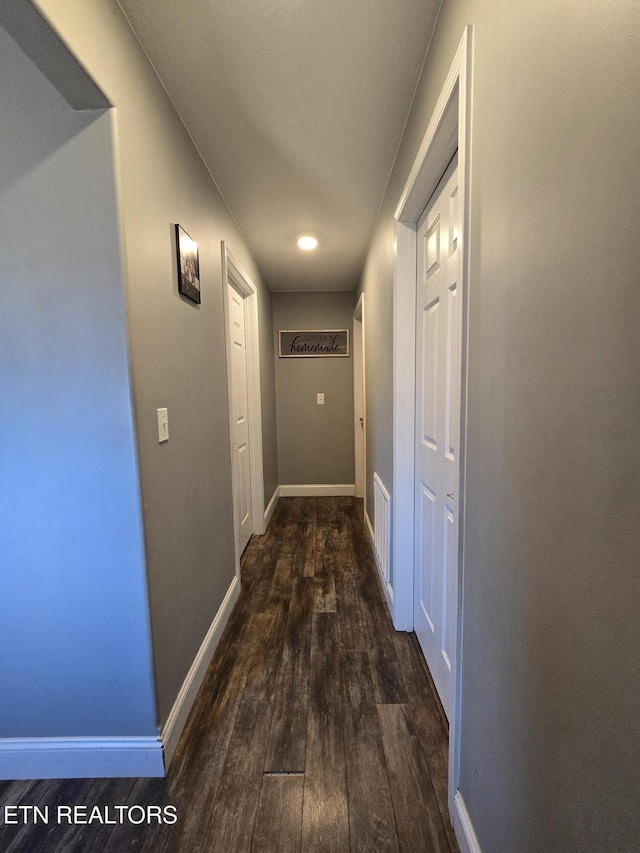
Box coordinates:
[316,393,325,405]
[157,407,169,442]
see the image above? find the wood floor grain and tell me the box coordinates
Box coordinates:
[342,651,399,853]
[378,701,453,853]
[0,497,458,853]
[251,775,304,853]
[265,576,313,773]
[301,612,350,852]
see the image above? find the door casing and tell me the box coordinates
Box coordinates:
[391,26,473,821]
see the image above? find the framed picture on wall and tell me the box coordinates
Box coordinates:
[279,329,349,357]
[175,224,201,304]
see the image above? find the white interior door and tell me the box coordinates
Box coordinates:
[414,153,461,720]
[227,282,253,555]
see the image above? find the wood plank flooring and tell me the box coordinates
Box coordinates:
[0,497,458,853]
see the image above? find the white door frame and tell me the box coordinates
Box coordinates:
[391,27,473,822]
[353,293,366,499]
[221,241,265,578]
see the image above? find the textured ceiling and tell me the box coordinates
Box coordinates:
[117,0,441,291]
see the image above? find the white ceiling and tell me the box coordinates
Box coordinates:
[117,0,441,291]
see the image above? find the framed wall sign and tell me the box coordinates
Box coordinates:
[279,329,349,358]
[175,224,201,304]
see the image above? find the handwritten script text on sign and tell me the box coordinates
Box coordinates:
[279,330,349,357]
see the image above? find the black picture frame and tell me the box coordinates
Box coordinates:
[175,224,201,304]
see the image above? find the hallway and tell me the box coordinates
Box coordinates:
[0,498,457,852]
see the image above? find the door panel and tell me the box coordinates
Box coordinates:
[444,502,457,669]
[418,483,437,627]
[421,299,440,450]
[414,153,460,720]
[426,216,441,275]
[445,281,459,461]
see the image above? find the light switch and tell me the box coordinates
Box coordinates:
[157,407,169,442]
[317,393,325,405]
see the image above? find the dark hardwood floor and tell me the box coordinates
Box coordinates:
[0,497,459,852]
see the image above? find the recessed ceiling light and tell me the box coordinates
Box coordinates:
[297,235,318,251]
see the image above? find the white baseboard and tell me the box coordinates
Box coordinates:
[0,736,163,780]
[365,508,394,615]
[0,577,240,779]
[364,506,376,551]
[161,574,240,768]
[279,483,355,497]
[0,576,242,780]
[162,575,240,770]
[454,790,482,853]
[264,485,280,528]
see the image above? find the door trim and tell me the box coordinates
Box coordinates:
[221,241,265,577]
[391,26,473,820]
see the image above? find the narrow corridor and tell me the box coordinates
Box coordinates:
[0,498,458,852]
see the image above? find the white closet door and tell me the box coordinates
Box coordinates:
[228,282,253,555]
[414,153,461,720]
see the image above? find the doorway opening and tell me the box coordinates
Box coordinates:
[353,293,366,500]
[221,242,265,573]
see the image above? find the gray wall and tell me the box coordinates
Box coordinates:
[358,0,640,849]
[0,27,156,737]
[273,292,355,485]
[32,0,278,727]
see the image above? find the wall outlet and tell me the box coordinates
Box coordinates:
[316,393,325,405]
[157,407,169,442]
